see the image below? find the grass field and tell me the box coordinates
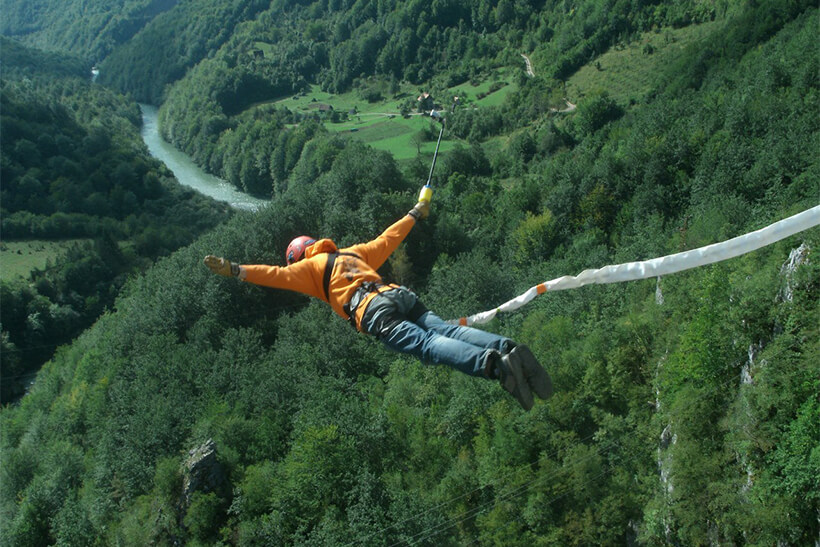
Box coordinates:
[0,240,87,281]
[337,115,460,160]
[242,28,725,171]
[566,20,722,104]
[268,83,403,117]
[447,69,518,107]
[248,71,518,161]
[262,84,450,160]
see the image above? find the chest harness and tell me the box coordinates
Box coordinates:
[323,252,395,330]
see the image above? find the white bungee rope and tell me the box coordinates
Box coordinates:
[452,205,820,326]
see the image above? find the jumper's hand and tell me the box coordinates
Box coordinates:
[409,201,430,220]
[204,255,238,277]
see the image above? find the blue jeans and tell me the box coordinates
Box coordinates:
[361,287,512,377]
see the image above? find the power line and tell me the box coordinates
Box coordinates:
[397,449,616,546]
[357,347,786,546]
[346,430,604,547]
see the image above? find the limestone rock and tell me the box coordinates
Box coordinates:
[180,439,227,508]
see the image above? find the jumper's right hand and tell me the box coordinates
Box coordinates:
[204,255,237,277]
[409,201,430,220]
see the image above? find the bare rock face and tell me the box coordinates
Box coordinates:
[779,242,810,302]
[181,439,227,508]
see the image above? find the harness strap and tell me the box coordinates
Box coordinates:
[345,282,400,330]
[323,251,397,330]
[322,253,336,302]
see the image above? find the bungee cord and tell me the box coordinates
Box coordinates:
[452,205,820,326]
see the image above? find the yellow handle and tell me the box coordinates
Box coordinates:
[419,185,433,203]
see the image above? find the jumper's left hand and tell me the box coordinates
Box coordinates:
[204,255,238,277]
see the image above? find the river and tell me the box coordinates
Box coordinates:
[139,104,268,211]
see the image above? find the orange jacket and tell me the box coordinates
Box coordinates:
[242,214,416,330]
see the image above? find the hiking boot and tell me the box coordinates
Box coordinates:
[494,350,534,411]
[510,345,553,400]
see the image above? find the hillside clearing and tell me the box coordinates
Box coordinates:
[566,20,723,104]
[0,239,89,281]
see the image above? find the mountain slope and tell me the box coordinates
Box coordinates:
[0,0,179,61]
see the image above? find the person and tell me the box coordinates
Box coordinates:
[204,200,552,410]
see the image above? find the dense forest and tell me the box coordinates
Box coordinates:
[1,0,819,545]
[0,0,180,66]
[0,38,232,402]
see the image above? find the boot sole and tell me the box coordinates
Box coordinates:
[503,352,534,411]
[512,345,553,400]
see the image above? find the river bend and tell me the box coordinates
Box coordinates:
[139,104,268,211]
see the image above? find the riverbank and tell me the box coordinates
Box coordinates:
[139,104,268,212]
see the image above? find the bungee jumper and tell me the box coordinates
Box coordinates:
[203,199,552,410]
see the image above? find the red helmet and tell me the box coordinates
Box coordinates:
[286,236,316,265]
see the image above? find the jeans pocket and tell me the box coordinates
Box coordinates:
[390,286,418,314]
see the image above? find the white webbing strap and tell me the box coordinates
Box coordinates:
[453,205,820,326]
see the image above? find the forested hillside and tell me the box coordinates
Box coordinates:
[154,0,727,197]
[0,38,232,402]
[0,0,179,64]
[2,0,733,192]
[99,0,270,104]
[1,0,819,545]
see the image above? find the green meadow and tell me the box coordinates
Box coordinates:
[0,240,87,281]
[566,21,722,104]
[258,71,518,160]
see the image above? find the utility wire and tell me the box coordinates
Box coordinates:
[354,347,785,546]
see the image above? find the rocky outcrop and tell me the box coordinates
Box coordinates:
[180,439,228,509]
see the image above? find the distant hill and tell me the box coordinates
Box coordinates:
[0,0,178,62]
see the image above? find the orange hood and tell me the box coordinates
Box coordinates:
[304,238,338,258]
